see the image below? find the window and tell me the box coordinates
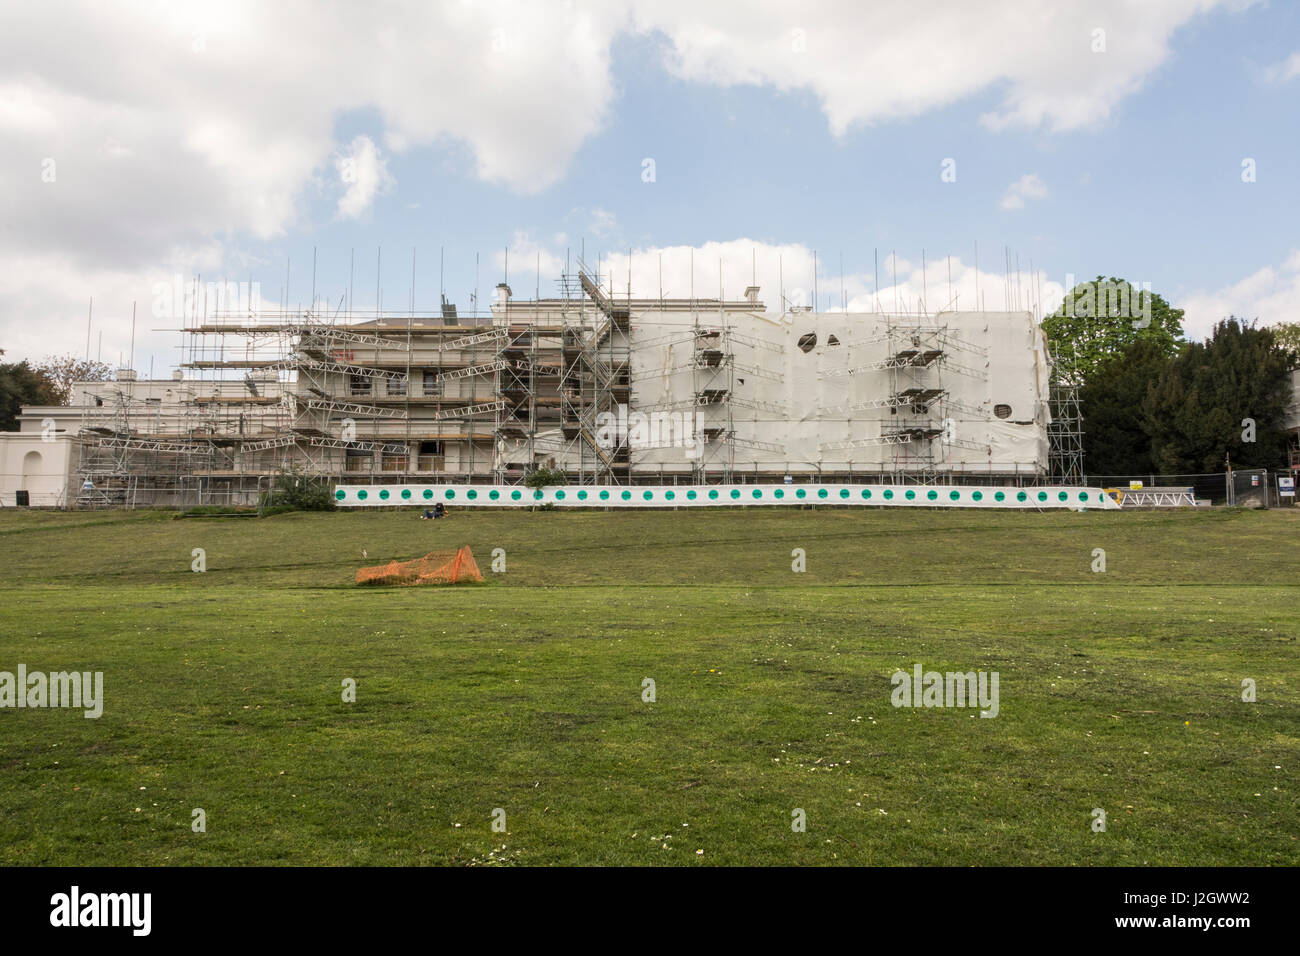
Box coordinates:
[993,404,1012,419]
[422,369,442,396]
[349,374,371,397]
[387,373,407,397]
[416,440,444,472]
[797,333,817,353]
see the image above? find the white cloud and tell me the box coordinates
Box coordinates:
[509,237,1059,317]
[588,208,619,239]
[334,135,393,220]
[1181,251,1300,340]
[0,1,1255,362]
[632,0,1247,135]
[0,245,225,373]
[1262,51,1300,83]
[1000,173,1049,211]
[0,1,1245,265]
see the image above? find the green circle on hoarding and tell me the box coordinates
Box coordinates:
[335,489,345,500]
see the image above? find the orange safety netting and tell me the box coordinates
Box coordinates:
[355,546,483,586]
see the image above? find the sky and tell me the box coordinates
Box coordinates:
[1,0,1298,375]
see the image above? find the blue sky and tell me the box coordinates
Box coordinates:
[2,0,1298,372]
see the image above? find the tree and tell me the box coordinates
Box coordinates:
[0,360,61,431]
[524,466,566,488]
[1041,276,1184,385]
[1268,321,1300,361]
[1142,318,1292,472]
[32,354,114,404]
[1078,337,1173,475]
[262,470,336,512]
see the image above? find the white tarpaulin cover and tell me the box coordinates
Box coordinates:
[625,309,1050,475]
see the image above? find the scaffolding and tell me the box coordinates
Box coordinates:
[1047,337,1085,482]
[556,260,630,483]
[59,264,1058,507]
[72,376,239,508]
[821,317,990,483]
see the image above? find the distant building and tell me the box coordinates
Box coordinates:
[1,269,1060,507]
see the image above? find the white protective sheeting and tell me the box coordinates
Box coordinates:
[628,309,1050,475]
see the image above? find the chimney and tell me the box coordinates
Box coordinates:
[744,285,760,306]
[494,283,512,306]
[116,369,137,382]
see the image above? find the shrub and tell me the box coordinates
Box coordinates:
[262,472,337,512]
[524,467,567,489]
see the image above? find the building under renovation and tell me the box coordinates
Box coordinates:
[2,262,1076,508]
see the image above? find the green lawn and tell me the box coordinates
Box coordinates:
[0,506,1296,865]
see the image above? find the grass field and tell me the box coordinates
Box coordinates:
[0,505,1296,866]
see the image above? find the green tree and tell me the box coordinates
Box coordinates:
[0,360,61,431]
[1079,337,1173,474]
[1142,318,1292,472]
[524,466,566,488]
[32,354,114,404]
[263,470,336,512]
[1041,276,1184,385]
[1268,321,1300,360]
